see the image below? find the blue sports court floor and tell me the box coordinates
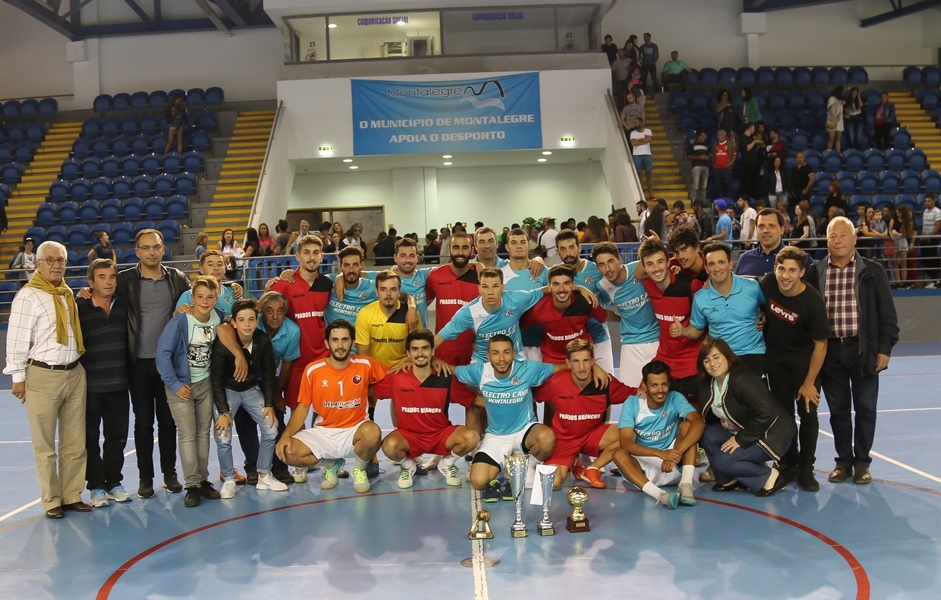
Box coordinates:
[1,342,940,599]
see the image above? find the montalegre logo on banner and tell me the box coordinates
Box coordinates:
[351,73,542,155]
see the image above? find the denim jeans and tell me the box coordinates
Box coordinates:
[701,423,774,492]
[215,386,279,479]
[846,115,864,149]
[821,340,879,468]
[166,378,213,488]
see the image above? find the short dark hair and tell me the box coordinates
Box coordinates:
[636,200,648,210]
[673,200,686,211]
[642,360,672,384]
[556,229,579,245]
[775,246,808,270]
[508,227,528,239]
[406,328,435,351]
[702,242,732,262]
[325,319,355,341]
[230,298,258,320]
[668,226,701,253]
[375,269,401,288]
[638,238,669,263]
[487,334,514,349]
[338,246,364,261]
[135,228,164,246]
[757,207,784,227]
[395,237,418,253]
[697,336,743,381]
[87,258,116,281]
[548,264,577,282]
[590,241,621,261]
[478,267,504,283]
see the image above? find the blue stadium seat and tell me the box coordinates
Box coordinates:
[158,219,181,243]
[205,87,225,107]
[0,281,22,307]
[112,93,131,113]
[22,99,40,118]
[139,114,159,136]
[69,179,91,202]
[810,132,828,151]
[923,169,941,193]
[46,225,68,244]
[93,94,112,114]
[856,171,879,195]
[814,171,832,195]
[58,200,80,225]
[131,135,151,155]
[175,172,197,195]
[187,88,206,106]
[92,137,111,158]
[915,193,929,212]
[123,197,145,221]
[163,151,183,174]
[80,157,101,179]
[789,131,808,152]
[848,195,869,212]
[884,148,906,171]
[90,222,112,239]
[893,194,915,210]
[141,153,162,175]
[26,123,45,143]
[718,68,737,86]
[806,90,826,110]
[906,148,927,170]
[68,224,91,246]
[135,220,157,235]
[101,156,121,178]
[167,195,189,219]
[768,92,787,111]
[686,69,700,86]
[836,170,856,194]
[130,91,149,112]
[6,125,26,143]
[900,170,922,193]
[1,163,24,184]
[925,66,941,86]
[150,91,168,111]
[870,194,892,210]
[122,154,143,176]
[49,179,70,202]
[191,130,211,152]
[670,93,689,113]
[120,116,139,137]
[182,151,202,173]
[676,114,695,134]
[848,66,868,85]
[102,116,121,137]
[112,175,133,199]
[101,199,123,222]
[843,149,864,171]
[123,250,140,266]
[112,135,131,156]
[71,137,91,159]
[154,173,176,196]
[863,149,885,171]
[112,222,134,245]
[773,67,792,87]
[80,199,101,222]
[822,150,843,172]
[904,66,923,86]
[61,158,81,180]
[699,68,718,87]
[144,196,166,220]
[2,100,20,120]
[36,203,58,226]
[811,67,830,86]
[25,226,47,244]
[756,67,774,87]
[67,279,88,294]
[879,170,900,194]
[689,91,709,111]
[893,128,911,149]
[132,174,154,197]
[793,67,812,86]
[778,111,798,131]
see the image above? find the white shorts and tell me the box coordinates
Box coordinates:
[523,346,543,361]
[632,440,709,487]
[594,335,615,374]
[293,423,362,461]
[618,341,660,388]
[474,423,537,468]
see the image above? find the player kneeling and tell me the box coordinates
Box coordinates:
[535,339,637,490]
[377,329,480,489]
[275,320,385,493]
[612,361,706,509]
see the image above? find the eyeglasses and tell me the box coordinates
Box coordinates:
[42,258,67,266]
[137,244,164,253]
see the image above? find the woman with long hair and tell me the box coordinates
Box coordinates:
[242,227,260,258]
[257,223,275,256]
[764,155,791,209]
[194,231,209,260]
[844,87,864,150]
[793,200,817,249]
[891,205,915,288]
[826,85,846,151]
[614,212,639,243]
[643,205,667,241]
[740,123,764,200]
[584,216,609,244]
[218,228,239,253]
[698,337,795,496]
[164,94,187,154]
[715,89,739,134]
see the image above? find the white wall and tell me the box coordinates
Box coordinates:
[0,4,75,99]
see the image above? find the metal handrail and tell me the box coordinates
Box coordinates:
[246,100,285,229]
[605,90,647,206]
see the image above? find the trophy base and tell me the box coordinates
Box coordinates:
[468,531,494,540]
[566,517,591,533]
[510,526,529,538]
[537,524,555,536]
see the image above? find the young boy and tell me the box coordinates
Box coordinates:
[156,276,224,507]
[211,299,287,499]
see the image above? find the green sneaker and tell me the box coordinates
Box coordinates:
[320,458,345,490]
[482,480,501,503]
[398,464,416,489]
[352,467,370,493]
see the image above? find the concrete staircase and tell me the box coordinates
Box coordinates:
[899,92,939,168]
[647,100,687,205]
[1,121,82,266]
[202,110,274,242]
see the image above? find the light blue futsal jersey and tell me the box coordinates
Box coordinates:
[176,284,237,315]
[690,274,766,356]
[325,276,377,324]
[439,289,543,363]
[258,317,301,366]
[618,390,696,450]
[472,256,509,268]
[455,359,555,435]
[575,259,611,343]
[596,261,659,345]
[397,267,431,326]
[501,264,547,347]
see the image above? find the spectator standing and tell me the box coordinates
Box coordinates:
[660,50,690,92]
[873,92,896,151]
[630,116,655,199]
[737,197,758,249]
[5,241,90,518]
[804,217,898,485]
[88,231,117,263]
[11,237,37,281]
[619,90,644,137]
[692,201,715,240]
[764,129,786,168]
[793,201,818,249]
[844,87,865,150]
[739,123,764,201]
[611,49,633,107]
[601,34,619,66]
[373,229,397,266]
[764,156,791,209]
[638,33,660,95]
[891,205,914,288]
[826,86,846,152]
[78,259,132,507]
[715,90,739,134]
[623,36,639,64]
[614,212,639,243]
[686,130,710,203]
[712,129,737,200]
[740,88,762,132]
[538,218,560,265]
[825,181,848,215]
[709,199,734,243]
[921,194,941,288]
[274,220,290,255]
[423,232,441,264]
[164,94,187,154]
[585,215,609,243]
[790,151,815,206]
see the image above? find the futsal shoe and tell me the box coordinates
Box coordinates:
[256,473,288,492]
[365,456,380,479]
[501,480,514,501]
[220,479,237,499]
[352,468,371,493]
[90,489,110,508]
[482,480,501,503]
[290,466,308,483]
[657,491,680,510]
[107,485,132,503]
[320,459,345,490]
[678,483,696,506]
[398,463,417,489]
[571,460,589,484]
[584,468,606,489]
[438,462,462,487]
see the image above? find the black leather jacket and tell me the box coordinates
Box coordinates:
[210,330,277,412]
[116,263,190,363]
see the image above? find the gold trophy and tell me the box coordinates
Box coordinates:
[468,509,494,540]
[566,486,591,533]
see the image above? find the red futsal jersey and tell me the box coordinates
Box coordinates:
[534,372,635,440]
[426,264,479,363]
[643,272,703,379]
[270,270,333,366]
[669,255,708,283]
[372,370,457,434]
[521,294,609,364]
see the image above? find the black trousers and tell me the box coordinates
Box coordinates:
[235,405,289,474]
[640,64,659,93]
[85,389,130,491]
[766,359,819,472]
[919,236,940,281]
[128,358,177,480]
[874,123,893,150]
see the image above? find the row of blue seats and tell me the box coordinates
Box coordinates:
[60,151,204,180]
[81,112,217,139]
[26,220,182,248]
[37,196,189,226]
[903,66,941,87]
[2,163,25,184]
[0,141,36,165]
[811,193,933,214]
[93,88,224,114]
[72,130,212,158]
[0,98,58,122]
[676,110,826,133]
[0,122,48,144]
[814,170,940,195]
[685,66,868,89]
[671,89,883,113]
[679,126,913,155]
[48,172,198,201]
[917,89,940,112]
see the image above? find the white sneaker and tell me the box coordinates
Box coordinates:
[678,483,696,506]
[320,459,345,490]
[926,282,938,289]
[291,466,307,483]
[352,467,370,493]
[438,462,462,487]
[220,479,237,499]
[256,473,288,492]
[107,485,132,503]
[90,489,110,508]
[398,464,417,489]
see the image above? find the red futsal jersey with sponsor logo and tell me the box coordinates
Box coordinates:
[520,294,609,364]
[644,272,704,379]
[372,370,457,434]
[297,356,386,429]
[270,270,333,366]
[426,264,479,362]
[534,372,635,440]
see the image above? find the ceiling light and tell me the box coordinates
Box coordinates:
[542,151,552,155]
[443,162,453,166]
[442,154,452,159]
[343,159,353,163]
[537,158,547,163]
[349,165,359,170]
[328,23,337,28]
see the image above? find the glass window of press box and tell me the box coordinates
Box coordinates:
[283,6,595,63]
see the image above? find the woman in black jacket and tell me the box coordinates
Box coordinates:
[698,337,796,496]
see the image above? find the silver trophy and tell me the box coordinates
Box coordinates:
[538,467,557,536]
[504,453,529,538]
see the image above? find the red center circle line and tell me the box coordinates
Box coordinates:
[699,497,871,600]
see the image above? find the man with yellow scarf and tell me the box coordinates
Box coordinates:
[4,241,89,519]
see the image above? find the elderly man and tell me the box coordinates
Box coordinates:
[4,241,89,518]
[804,216,898,485]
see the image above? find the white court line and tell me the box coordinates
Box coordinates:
[817,429,941,484]
[0,443,141,524]
[469,489,490,600]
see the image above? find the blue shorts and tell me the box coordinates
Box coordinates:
[633,154,653,173]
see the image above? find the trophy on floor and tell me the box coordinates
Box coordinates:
[468,509,494,540]
[566,486,591,533]
[505,453,529,538]
[537,467,557,536]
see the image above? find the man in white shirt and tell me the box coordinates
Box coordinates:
[539,218,560,265]
[630,116,654,200]
[921,194,941,288]
[4,241,91,518]
[737,197,758,250]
